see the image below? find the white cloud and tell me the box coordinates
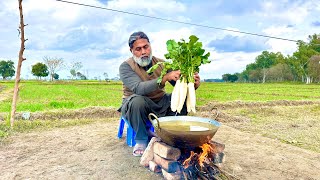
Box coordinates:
[265,39,297,55]
[262,24,316,55]
[1,0,319,80]
[200,51,259,79]
[262,25,295,36]
[107,0,186,14]
[148,28,194,59]
[259,1,310,24]
[102,16,132,46]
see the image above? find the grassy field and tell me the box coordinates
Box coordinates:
[1,80,320,152]
[0,80,123,112]
[197,82,320,105]
[1,80,320,113]
[223,104,320,153]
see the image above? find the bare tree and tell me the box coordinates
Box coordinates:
[43,56,64,81]
[69,61,82,80]
[11,0,28,127]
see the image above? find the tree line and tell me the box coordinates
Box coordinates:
[0,56,117,81]
[0,56,88,81]
[222,34,320,84]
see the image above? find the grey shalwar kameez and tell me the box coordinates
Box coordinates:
[118,56,187,145]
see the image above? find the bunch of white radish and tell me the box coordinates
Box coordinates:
[171,77,196,113]
[147,35,211,113]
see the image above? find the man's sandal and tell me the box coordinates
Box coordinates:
[132,143,147,157]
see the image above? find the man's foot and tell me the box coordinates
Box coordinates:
[132,143,147,157]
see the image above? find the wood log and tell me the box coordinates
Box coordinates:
[182,171,188,180]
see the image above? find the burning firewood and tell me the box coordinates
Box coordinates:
[179,142,230,180]
[141,139,230,180]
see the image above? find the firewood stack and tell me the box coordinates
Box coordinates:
[140,137,227,180]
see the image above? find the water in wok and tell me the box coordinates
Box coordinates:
[148,113,221,149]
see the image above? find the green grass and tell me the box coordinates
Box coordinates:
[0,80,123,112]
[1,80,320,113]
[0,123,10,139]
[224,105,320,153]
[196,83,320,105]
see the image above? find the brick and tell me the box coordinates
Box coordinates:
[162,168,182,180]
[153,142,181,160]
[149,160,162,173]
[140,137,161,167]
[209,140,225,153]
[153,153,180,173]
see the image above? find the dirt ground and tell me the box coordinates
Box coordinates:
[1,118,320,180]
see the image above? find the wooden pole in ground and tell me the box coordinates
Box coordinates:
[10,0,27,127]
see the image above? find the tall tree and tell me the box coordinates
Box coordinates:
[267,63,293,82]
[43,56,64,81]
[308,55,320,82]
[228,74,238,82]
[31,62,48,79]
[308,34,320,53]
[0,60,15,79]
[255,51,280,83]
[291,40,319,84]
[249,69,262,82]
[11,0,27,127]
[222,73,231,82]
[241,63,258,82]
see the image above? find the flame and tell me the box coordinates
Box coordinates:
[182,151,194,168]
[198,143,214,167]
[182,143,215,168]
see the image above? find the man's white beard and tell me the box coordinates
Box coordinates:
[133,52,152,67]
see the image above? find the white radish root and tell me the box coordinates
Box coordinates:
[177,78,188,113]
[170,79,180,112]
[186,84,191,113]
[188,82,196,113]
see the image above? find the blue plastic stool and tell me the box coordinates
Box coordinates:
[117,116,154,147]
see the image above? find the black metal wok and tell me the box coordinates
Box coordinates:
[148,113,221,149]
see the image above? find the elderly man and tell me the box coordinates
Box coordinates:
[119,31,200,156]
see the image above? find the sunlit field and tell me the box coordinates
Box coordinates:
[1,80,320,113]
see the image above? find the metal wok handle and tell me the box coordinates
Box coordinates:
[148,113,161,132]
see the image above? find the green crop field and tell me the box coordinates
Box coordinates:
[1,80,320,153]
[1,80,320,113]
[0,80,123,112]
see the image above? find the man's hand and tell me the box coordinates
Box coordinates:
[161,70,180,86]
[194,72,200,89]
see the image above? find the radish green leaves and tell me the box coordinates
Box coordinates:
[147,35,211,113]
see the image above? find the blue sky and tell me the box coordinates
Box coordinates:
[0,0,319,80]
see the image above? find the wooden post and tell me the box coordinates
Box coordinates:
[10,0,27,127]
